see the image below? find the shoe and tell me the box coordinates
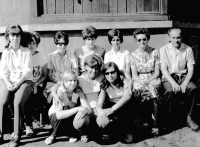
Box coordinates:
[151,128,159,136]
[26,127,34,137]
[7,135,20,147]
[45,135,56,145]
[69,137,77,143]
[80,135,89,143]
[187,116,199,131]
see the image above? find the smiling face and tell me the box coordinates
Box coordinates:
[135,34,148,49]
[85,37,96,49]
[105,66,117,83]
[111,36,121,49]
[8,28,21,49]
[169,29,182,49]
[85,63,99,79]
[63,76,77,91]
[56,38,67,54]
[28,37,37,55]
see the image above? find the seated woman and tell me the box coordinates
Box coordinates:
[0,24,33,147]
[73,54,104,142]
[23,31,47,136]
[96,62,135,143]
[130,28,161,136]
[104,29,131,74]
[74,26,106,75]
[45,70,91,145]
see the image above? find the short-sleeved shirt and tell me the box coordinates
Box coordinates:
[104,47,130,71]
[160,43,195,78]
[32,52,47,82]
[0,46,33,82]
[48,85,78,116]
[47,50,78,81]
[74,45,105,73]
[78,73,104,108]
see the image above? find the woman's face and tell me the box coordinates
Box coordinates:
[136,34,148,49]
[86,63,99,79]
[56,38,67,54]
[8,28,21,48]
[111,36,121,49]
[63,76,77,91]
[85,37,96,49]
[105,66,117,83]
[28,37,37,55]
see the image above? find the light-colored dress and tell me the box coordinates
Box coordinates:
[130,47,161,99]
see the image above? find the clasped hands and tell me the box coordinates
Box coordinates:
[97,108,114,119]
[7,82,20,91]
[171,81,187,93]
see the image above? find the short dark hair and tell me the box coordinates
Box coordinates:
[107,29,123,44]
[54,31,69,45]
[133,28,150,41]
[5,24,24,48]
[24,31,41,47]
[82,26,98,40]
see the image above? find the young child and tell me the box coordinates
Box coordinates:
[45,70,91,145]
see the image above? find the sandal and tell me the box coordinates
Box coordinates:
[45,135,56,145]
[81,135,89,143]
[151,128,159,136]
[69,137,78,143]
[7,135,20,147]
[26,127,34,137]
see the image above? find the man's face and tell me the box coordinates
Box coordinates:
[169,29,182,49]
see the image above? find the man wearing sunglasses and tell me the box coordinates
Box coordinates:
[160,28,199,131]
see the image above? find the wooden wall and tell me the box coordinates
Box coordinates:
[43,0,164,15]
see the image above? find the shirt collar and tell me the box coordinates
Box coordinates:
[109,47,124,54]
[9,46,24,54]
[55,50,68,59]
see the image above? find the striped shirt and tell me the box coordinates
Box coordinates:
[47,50,78,81]
[104,47,130,71]
[0,46,33,82]
[160,43,195,78]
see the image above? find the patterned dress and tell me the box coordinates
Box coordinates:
[130,47,161,100]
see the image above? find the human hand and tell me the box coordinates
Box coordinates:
[11,82,20,91]
[171,81,180,93]
[103,108,114,117]
[75,107,89,120]
[7,82,14,91]
[180,82,187,93]
[97,108,106,119]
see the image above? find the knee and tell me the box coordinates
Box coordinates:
[96,117,110,128]
[73,115,90,129]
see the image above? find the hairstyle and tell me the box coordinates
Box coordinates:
[107,29,123,44]
[54,31,69,45]
[133,28,150,41]
[61,69,79,93]
[24,31,41,47]
[101,62,123,89]
[84,54,102,71]
[82,26,98,40]
[168,28,182,36]
[5,24,24,48]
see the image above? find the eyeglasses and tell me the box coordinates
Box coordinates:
[137,38,147,42]
[105,71,116,75]
[56,42,67,46]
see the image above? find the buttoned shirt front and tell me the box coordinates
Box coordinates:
[160,43,195,78]
[0,46,33,82]
[47,50,78,81]
[104,47,130,70]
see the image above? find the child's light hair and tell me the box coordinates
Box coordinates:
[61,70,79,92]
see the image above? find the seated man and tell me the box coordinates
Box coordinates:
[160,28,199,131]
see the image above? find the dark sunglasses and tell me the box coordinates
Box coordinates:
[137,38,147,42]
[56,42,67,46]
[105,71,116,75]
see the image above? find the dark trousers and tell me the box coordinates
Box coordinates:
[49,106,77,137]
[161,74,197,127]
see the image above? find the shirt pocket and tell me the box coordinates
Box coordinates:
[178,59,187,70]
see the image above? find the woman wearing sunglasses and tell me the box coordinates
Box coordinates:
[96,62,135,143]
[130,28,161,136]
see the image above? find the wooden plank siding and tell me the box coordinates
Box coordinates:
[92,0,100,13]
[56,0,65,14]
[65,0,74,14]
[47,0,56,14]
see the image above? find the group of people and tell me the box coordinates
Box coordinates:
[0,24,199,147]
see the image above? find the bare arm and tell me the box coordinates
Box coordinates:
[78,89,92,114]
[146,64,160,83]
[48,68,57,83]
[131,64,141,83]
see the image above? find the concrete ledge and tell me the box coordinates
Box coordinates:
[0,21,172,33]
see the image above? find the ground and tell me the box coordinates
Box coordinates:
[2,126,200,147]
